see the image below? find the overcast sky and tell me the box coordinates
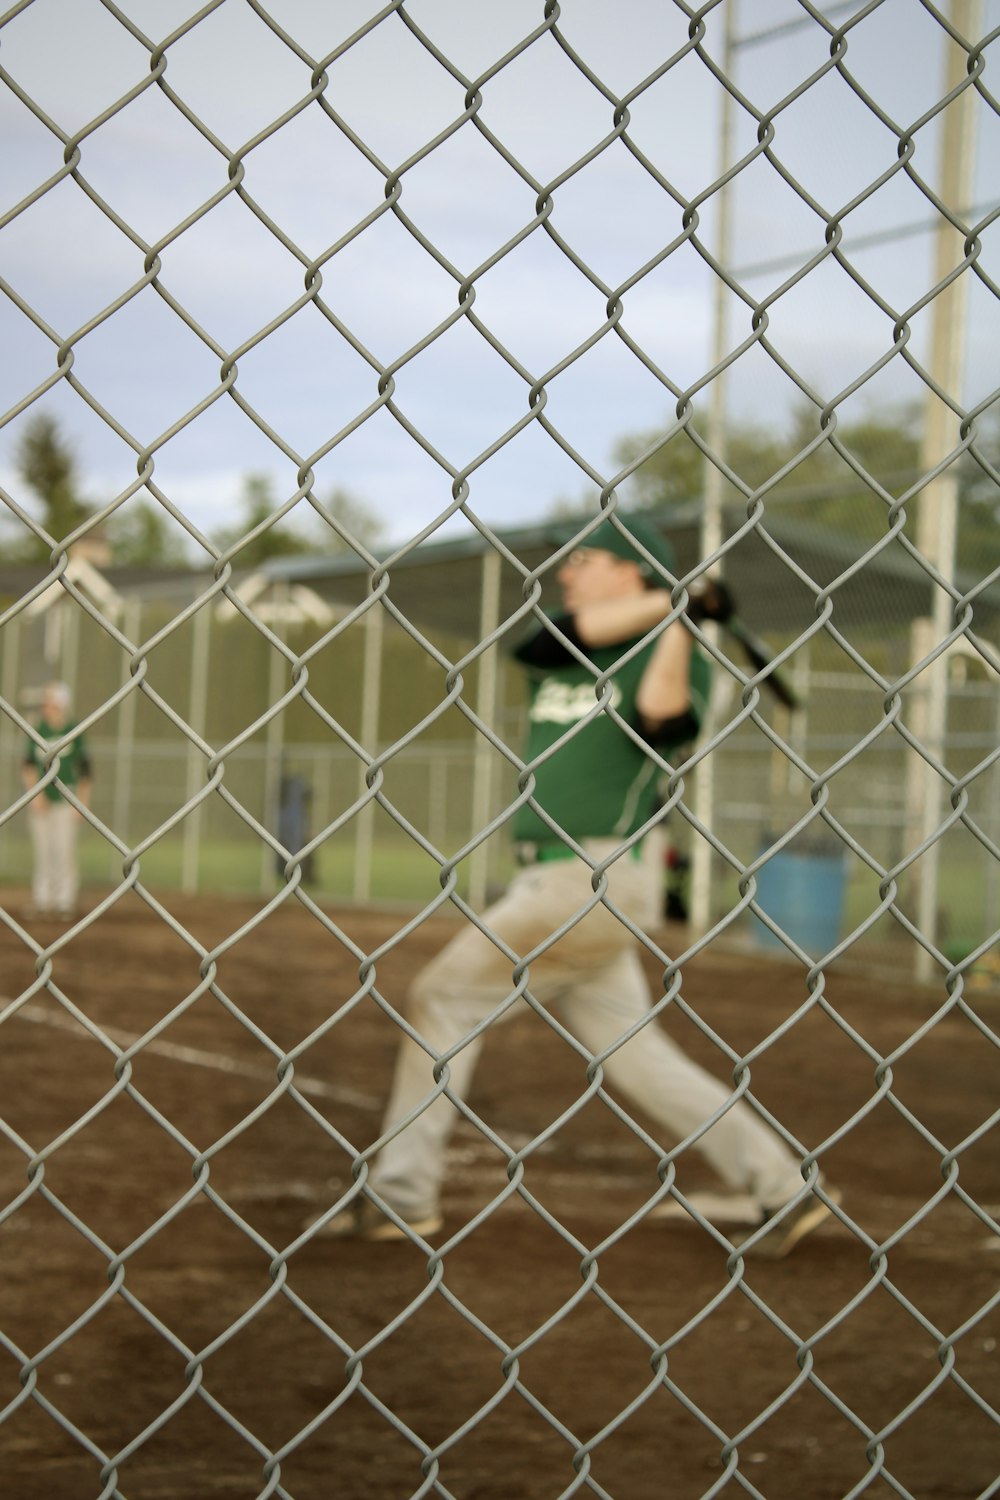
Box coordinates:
[1,0,998,558]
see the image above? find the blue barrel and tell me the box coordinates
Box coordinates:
[753,837,847,955]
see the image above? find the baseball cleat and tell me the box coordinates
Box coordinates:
[306,1200,443,1243]
[740,1179,843,1260]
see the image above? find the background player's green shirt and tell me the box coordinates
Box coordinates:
[512,630,711,846]
[23,720,90,804]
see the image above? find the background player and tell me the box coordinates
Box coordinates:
[22,680,92,921]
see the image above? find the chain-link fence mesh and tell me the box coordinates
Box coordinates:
[1,1,999,1496]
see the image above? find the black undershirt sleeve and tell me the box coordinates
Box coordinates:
[511,613,585,668]
[638,706,701,748]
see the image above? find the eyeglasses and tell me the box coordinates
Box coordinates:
[559,548,614,569]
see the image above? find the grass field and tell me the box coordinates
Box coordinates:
[2,819,993,959]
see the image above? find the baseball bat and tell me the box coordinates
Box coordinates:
[724,615,801,711]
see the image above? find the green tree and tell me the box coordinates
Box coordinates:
[955,401,1000,575]
[772,401,922,542]
[108,498,191,566]
[216,474,383,568]
[612,418,790,510]
[320,485,385,554]
[611,400,999,576]
[14,412,93,559]
[790,401,1000,574]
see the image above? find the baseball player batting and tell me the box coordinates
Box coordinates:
[313,516,837,1256]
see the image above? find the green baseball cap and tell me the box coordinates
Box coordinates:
[553,515,676,579]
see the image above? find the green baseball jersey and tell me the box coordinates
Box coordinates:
[24,720,91,804]
[512,626,711,845]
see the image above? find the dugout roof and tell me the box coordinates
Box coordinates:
[262,506,1000,646]
[2,506,995,650]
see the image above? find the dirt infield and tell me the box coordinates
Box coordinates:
[1,887,998,1500]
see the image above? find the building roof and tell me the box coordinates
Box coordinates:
[260,506,1000,643]
[2,507,996,645]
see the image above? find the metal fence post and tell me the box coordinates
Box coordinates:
[913,0,982,978]
[469,547,503,911]
[181,601,211,895]
[353,600,384,902]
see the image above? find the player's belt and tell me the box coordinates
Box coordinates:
[516,841,575,865]
[516,840,643,865]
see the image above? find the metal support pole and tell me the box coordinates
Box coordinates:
[986,677,1000,934]
[60,599,80,705]
[261,584,288,894]
[428,747,449,855]
[353,601,383,903]
[316,747,333,893]
[912,0,980,978]
[182,601,212,895]
[0,612,23,877]
[44,605,62,673]
[469,548,503,911]
[112,596,141,876]
[691,0,736,937]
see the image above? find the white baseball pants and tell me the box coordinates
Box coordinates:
[369,838,805,1221]
[30,802,81,915]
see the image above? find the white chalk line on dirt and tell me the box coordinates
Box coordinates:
[11,1001,998,1250]
[3,999,379,1111]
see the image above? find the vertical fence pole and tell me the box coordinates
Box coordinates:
[691,0,737,937]
[469,548,502,911]
[261,584,288,894]
[0,611,23,877]
[112,596,141,880]
[60,600,80,704]
[429,750,448,856]
[986,681,1000,936]
[316,747,333,893]
[353,601,383,902]
[912,0,980,979]
[44,602,62,672]
[182,601,211,895]
[0,613,19,718]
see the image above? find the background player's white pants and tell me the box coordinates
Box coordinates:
[29,802,80,914]
[369,839,804,1221]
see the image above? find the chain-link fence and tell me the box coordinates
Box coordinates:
[2,1,999,1496]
